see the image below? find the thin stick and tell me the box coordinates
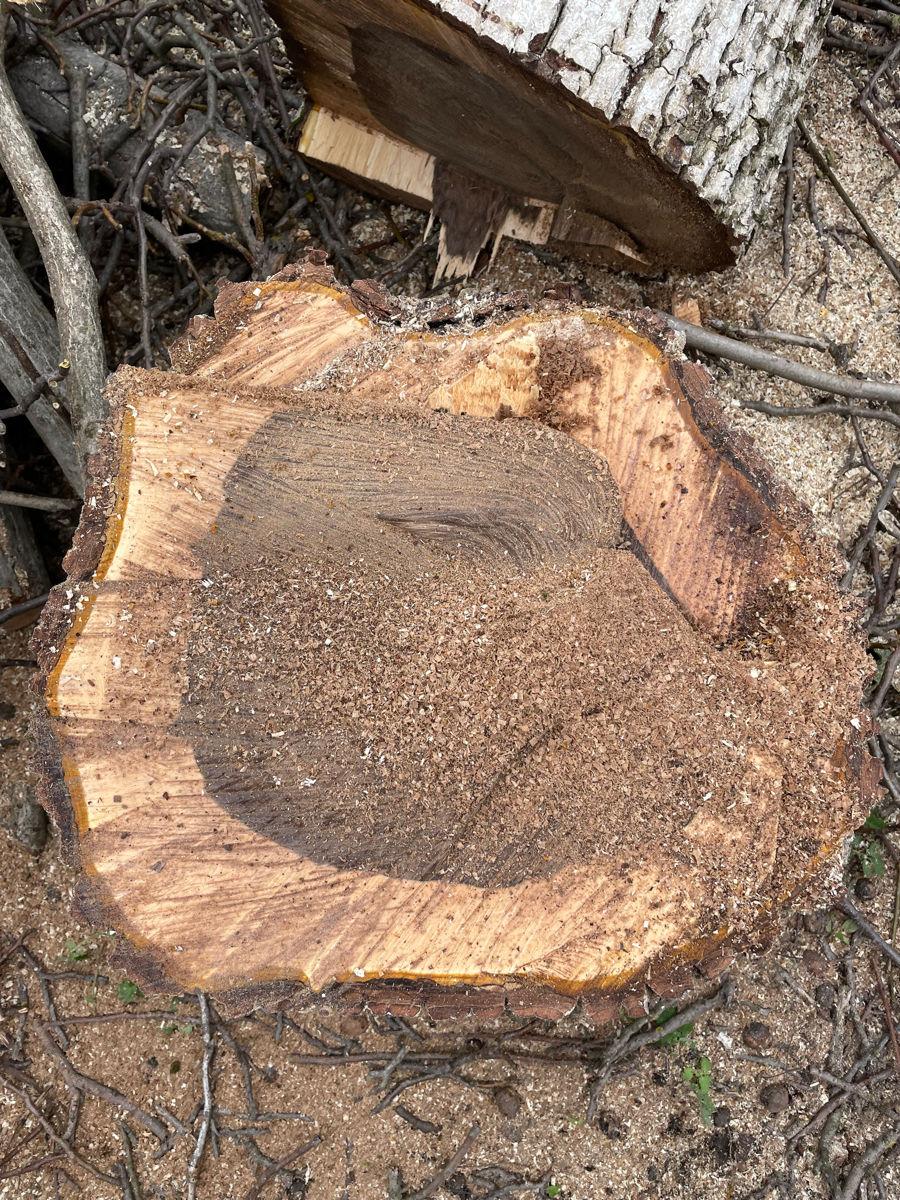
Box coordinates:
[187,991,214,1200]
[406,1124,480,1200]
[797,114,900,293]
[871,958,900,1077]
[52,1010,201,1027]
[32,1022,170,1141]
[119,1121,143,1200]
[741,397,900,430]
[0,1152,67,1180]
[706,317,832,355]
[243,1135,322,1200]
[782,129,795,276]
[843,462,900,589]
[837,1127,900,1200]
[838,896,900,968]
[0,592,49,626]
[19,946,69,1050]
[0,492,78,513]
[0,1075,115,1184]
[65,63,90,205]
[871,647,900,714]
[663,313,900,406]
[833,0,899,25]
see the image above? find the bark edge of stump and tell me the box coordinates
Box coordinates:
[31,261,878,1021]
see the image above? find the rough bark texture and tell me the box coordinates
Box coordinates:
[436,0,828,239]
[269,0,828,272]
[0,40,107,464]
[0,224,83,494]
[33,263,876,1020]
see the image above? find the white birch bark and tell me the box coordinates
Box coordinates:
[433,0,828,241]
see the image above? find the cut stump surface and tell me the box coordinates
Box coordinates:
[35,264,876,1019]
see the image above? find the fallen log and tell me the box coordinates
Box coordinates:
[34,262,876,1020]
[269,0,829,275]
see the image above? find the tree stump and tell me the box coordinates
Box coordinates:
[34,263,876,1019]
[268,0,827,275]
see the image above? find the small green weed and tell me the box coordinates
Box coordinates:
[59,939,90,963]
[682,1055,715,1125]
[116,979,143,1004]
[826,915,858,944]
[851,809,887,880]
[161,1019,195,1035]
[653,1004,694,1047]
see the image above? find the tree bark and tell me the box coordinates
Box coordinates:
[0,223,83,494]
[0,9,107,466]
[269,0,828,274]
[0,504,48,605]
[33,263,876,1019]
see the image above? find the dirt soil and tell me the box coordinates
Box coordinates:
[3,43,900,1200]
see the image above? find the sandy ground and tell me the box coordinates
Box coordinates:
[2,42,900,1200]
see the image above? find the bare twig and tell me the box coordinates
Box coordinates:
[32,1021,170,1142]
[706,317,834,355]
[243,1134,322,1200]
[0,492,78,513]
[405,1123,480,1200]
[741,397,900,431]
[187,991,215,1200]
[782,129,795,276]
[797,114,900,293]
[837,1127,900,1200]
[843,463,900,589]
[872,647,900,714]
[872,957,900,1076]
[0,592,48,626]
[663,313,900,406]
[0,1074,115,1184]
[839,896,900,968]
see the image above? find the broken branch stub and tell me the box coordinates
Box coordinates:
[34,264,876,1020]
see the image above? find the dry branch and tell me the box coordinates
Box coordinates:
[0,4,106,465]
[665,313,900,406]
[0,223,82,493]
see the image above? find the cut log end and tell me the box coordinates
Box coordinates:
[276,0,828,274]
[34,263,875,1019]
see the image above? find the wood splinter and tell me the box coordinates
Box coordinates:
[34,263,877,1021]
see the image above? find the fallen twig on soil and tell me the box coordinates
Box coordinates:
[32,1020,170,1142]
[797,114,900,292]
[243,1134,322,1200]
[664,313,900,406]
[187,990,215,1200]
[404,1123,480,1200]
[839,896,900,968]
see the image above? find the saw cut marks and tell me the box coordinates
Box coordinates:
[34,267,875,1014]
